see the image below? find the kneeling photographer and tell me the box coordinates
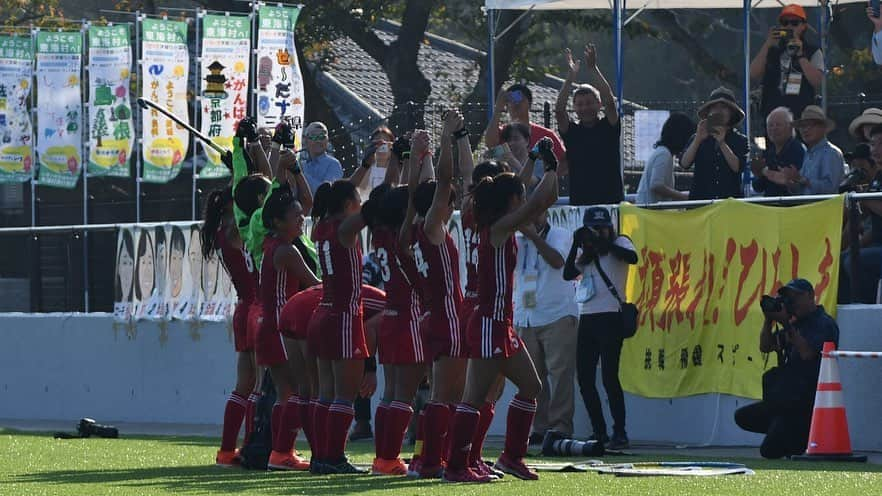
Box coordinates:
[734,279,839,459]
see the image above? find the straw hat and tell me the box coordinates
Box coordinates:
[847,108,882,140]
[697,87,745,126]
[794,105,835,132]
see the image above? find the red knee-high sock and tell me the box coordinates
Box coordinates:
[273,395,302,454]
[411,409,426,463]
[385,401,414,460]
[468,401,495,466]
[271,402,283,452]
[504,395,537,460]
[313,401,330,460]
[446,403,480,471]
[243,392,259,445]
[421,402,451,468]
[326,400,355,461]
[443,403,457,463]
[301,398,316,454]
[374,401,390,459]
[220,391,248,451]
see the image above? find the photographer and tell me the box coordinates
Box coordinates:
[750,4,824,124]
[564,207,638,449]
[734,279,839,459]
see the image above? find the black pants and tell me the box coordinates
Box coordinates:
[734,401,812,459]
[354,395,371,423]
[576,312,626,436]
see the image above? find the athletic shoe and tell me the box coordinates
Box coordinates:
[326,456,368,474]
[494,453,539,481]
[608,431,630,450]
[309,459,329,475]
[406,457,422,478]
[215,449,240,468]
[268,450,310,471]
[417,464,443,479]
[589,431,610,445]
[472,459,504,479]
[442,467,493,483]
[371,457,408,475]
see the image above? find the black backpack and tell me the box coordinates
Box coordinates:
[238,370,276,470]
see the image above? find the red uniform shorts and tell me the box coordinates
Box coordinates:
[425,306,468,360]
[459,296,479,339]
[232,300,254,352]
[255,307,287,367]
[378,307,426,365]
[466,312,523,360]
[307,305,370,361]
[246,303,262,351]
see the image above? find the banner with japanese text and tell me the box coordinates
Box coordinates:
[618,197,843,400]
[141,19,189,183]
[199,14,250,178]
[36,31,83,189]
[88,25,133,178]
[0,36,34,183]
[256,5,304,148]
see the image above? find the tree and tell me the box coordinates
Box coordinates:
[0,0,61,26]
[93,108,108,147]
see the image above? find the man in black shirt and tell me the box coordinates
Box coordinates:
[555,43,622,206]
[681,87,750,200]
[734,279,840,459]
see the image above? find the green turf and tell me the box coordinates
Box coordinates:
[2,429,881,495]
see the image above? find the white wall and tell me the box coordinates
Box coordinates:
[1,306,880,449]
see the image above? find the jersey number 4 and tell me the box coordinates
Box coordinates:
[411,243,429,278]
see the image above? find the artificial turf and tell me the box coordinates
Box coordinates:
[2,429,881,495]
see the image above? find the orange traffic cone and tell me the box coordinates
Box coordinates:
[793,342,866,462]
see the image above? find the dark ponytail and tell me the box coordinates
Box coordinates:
[361,183,392,230]
[471,160,505,191]
[234,174,271,222]
[312,180,358,221]
[473,172,525,228]
[363,184,408,230]
[201,187,232,259]
[262,188,300,231]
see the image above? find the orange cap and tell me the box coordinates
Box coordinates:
[779,4,807,21]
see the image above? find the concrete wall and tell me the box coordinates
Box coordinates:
[1,306,880,449]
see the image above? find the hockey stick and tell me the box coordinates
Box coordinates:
[136,97,228,156]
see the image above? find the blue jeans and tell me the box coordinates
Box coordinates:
[840,246,882,304]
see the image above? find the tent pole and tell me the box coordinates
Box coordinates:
[614,0,624,175]
[743,0,752,196]
[820,0,828,113]
[487,8,496,121]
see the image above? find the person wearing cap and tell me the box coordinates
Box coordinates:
[734,278,839,459]
[680,87,750,200]
[751,107,806,197]
[848,108,882,143]
[563,207,638,450]
[780,106,845,195]
[299,121,343,195]
[750,4,824,124]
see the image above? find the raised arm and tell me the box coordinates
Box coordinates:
[555,48,579,136]
[398,131,430,253]
[584,44,618,126]
[563,233,583,281]
[489,151,559,247]
[483,90,508,149]
[425,112,460,242]
[279,150,313,214]
[456,126,475,191]
[349,143,376,187]
[680,124,707,169]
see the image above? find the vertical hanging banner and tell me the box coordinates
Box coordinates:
[199,14,250,178]
[0,36,34,183]
[88,25,133,178]
[256,5,305,149]
[35,31,83,189]
[141,18,189,183]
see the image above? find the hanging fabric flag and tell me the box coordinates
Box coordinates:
[88,25,133,178]
[35,31,83,189]
[141,18,189,184]
[199,14,250,179]
[256,5,305,149]
[0,36,34,183]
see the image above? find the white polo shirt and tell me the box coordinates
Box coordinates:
[513,225,578,328]
[575,236,635,315]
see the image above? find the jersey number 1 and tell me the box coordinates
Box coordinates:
[320,240,334,275]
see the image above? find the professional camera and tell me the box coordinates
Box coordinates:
[773,28,800,55]
[77,418,119,438]
[760,294,795,314]
[839,168,869,193]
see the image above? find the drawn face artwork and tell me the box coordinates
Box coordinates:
[188,227,202,296]
[154,228,167,297]
[202,254,219,298]
[136,231,155,300]
[116,232,135,302]
[169,227,185,298]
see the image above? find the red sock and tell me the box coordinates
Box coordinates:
[374,402,390,459]
[273,395,302,453]
[220,391,248,451]
[326,401,355,461]
[271,402,282,452]
[412,410,426,463]
[385,401,414,460]
[447,403,480,470]
[421,402,451,468]
[243,392,259,445]
[504,395,537,460]
[302,398,316,454]
[443,403,456,463]
[468,401,495,466]
[313,401,330,460]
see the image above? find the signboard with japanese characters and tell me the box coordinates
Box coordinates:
[141,19,189,183]
[35,31,83,189]
[88,25,133,178]
[256,6,304,149]
[0,36,34,183]
[199,14,250,178]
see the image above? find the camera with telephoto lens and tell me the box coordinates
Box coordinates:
[77,418,119,438]
[760,294,793,314]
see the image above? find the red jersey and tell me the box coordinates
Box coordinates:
[372,227,421,315]
[259,236,301,331]
[412,223,463,314]
[216,227,258,305]
[461,209,479,298]
[312,218,362,314]
[476,230,517,322]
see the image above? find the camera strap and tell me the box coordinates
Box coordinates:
[593,257,624,308]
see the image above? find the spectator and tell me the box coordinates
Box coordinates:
[635,112,694,203]
[555,44,623,206]
[868,4,882,65]
[847,108,882,144]
[496,122,532,175]
[784,106,845,195]
[514,210,579,444]
[299,122,343,194]
[750,4,824,123]
[357,126,395,198]
[681,87,750,200]
[735,279,839,459]
[564,207,638,450]
[751,107,806,197]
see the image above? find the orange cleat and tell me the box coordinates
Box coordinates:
[268,450,310,471]
[215,449,240,468]
[371,457,408,476]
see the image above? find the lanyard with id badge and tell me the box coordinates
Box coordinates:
[521,225,550,309]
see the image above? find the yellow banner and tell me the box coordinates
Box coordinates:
[619,197,843,399]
